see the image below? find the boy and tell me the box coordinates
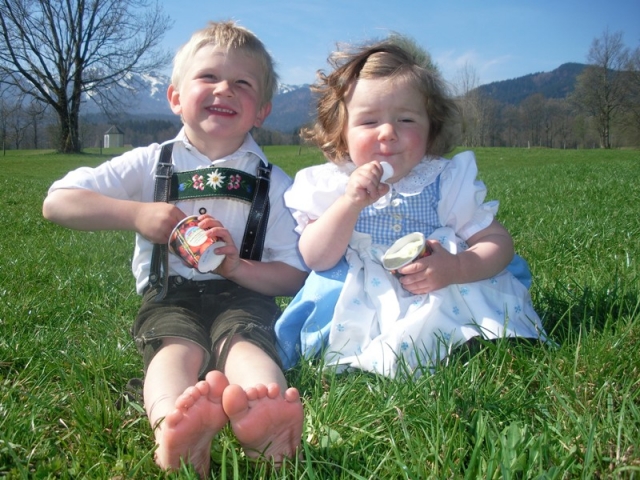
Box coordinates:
[43,21,306,477]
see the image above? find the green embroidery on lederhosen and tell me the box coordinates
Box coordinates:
[170,167,256,203]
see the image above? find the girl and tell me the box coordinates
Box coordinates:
[276,35,547,378]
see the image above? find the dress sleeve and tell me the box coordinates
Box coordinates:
[437,151,498,241]
[284,164,348,234]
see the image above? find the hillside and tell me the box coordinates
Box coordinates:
[261,62,588,131]
[263,84,314,133]
[80,63,587,134]
[477,62,586,105]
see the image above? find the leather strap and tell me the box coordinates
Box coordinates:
[148,143,174,301]
[240,163,271,261]
[148,143,272,300]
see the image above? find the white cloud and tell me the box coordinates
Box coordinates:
[435,49,514,85]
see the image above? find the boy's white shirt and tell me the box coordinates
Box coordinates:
[48,128,307,293]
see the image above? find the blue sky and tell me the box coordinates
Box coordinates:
[159,0,640,87]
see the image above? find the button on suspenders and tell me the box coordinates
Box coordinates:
[147,142,272,300]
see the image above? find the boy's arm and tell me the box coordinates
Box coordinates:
[224,260,308,297]
[198,216,307,297]
[43,188,186,244]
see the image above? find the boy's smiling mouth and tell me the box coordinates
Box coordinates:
[207,105,236,115]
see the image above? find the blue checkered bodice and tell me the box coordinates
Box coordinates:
[355,179,441,246]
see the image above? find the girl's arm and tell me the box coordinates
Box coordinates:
[398,219,514,295]
[298,163,389,271]
[297,195,361,271]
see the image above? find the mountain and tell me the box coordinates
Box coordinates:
[82,63,587,133]
[477,62,586,105]
[82,72,175,117]
[81,74,315,131]
[263,84,314,133]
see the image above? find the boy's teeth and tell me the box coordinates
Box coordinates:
[210,106,234,113]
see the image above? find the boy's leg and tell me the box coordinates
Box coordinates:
[145,337,229,477]
[220,335,303,463]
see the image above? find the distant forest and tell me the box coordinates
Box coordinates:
[87,62,638,151]
[76,116,299,150]
[2,32,639,151]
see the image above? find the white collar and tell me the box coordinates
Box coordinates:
[163,128,269,166]
[374,156,447,208]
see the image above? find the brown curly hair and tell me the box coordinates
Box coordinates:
[303,35,459,163]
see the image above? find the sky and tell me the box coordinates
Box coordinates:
[158,0,640,88]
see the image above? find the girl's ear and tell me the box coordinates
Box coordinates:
[167,84,182,115]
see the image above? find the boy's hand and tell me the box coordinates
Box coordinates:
[135,203,186,244]
[196,215,241,278]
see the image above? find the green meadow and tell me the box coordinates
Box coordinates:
[1,146,639,478]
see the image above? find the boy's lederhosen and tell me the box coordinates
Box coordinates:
[132,143,282,376]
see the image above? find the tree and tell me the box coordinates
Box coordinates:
[453,62,481,147]
[520,93,546,147]
[0,0,172,153]
[572,30,630,148]
[621,45,640,144]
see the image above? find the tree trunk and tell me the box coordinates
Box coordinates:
[56,87,82,153]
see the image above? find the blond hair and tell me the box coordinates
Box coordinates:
[171,20,278,106]
[304,35,458,163]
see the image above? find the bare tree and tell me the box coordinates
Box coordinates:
[621,45,640,143]
[572,30,630,149]
[520,93,546,147]
[0,96,20,151]
[24,97,50,149]
[453,62,482,147]
[0,0,172,153]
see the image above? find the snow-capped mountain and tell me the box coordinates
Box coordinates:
[81,72,314,133]
[82,71,174,116]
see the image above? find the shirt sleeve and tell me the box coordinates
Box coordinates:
[437,151,498,241]
[261,166,309,272]
[47,144,160,201]
[284,164,348,234]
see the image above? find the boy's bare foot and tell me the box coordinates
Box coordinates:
[222,383,303,463]
[154,370,230,477]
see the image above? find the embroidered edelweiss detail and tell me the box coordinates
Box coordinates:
[206,170,226,189]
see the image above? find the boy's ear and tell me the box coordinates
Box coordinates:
[167,84,182,115]
[253,102,272,128]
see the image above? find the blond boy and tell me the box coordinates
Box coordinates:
[43,21,306,477]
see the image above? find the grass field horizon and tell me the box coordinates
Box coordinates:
[1,146,639,478]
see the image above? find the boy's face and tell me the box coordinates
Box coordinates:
[168,44,271,159]
[343,76,429,183]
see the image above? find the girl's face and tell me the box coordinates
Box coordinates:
[168,44,271,159]
[343,76,430,182]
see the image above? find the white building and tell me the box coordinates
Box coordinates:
[103,125,124,148]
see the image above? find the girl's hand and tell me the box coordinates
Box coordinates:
[395,240,460,295]
[395,220,515,295]
[344,162,390,208]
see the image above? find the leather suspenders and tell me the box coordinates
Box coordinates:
[147,142,272,300]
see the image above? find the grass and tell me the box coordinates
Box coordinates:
[1,146,639,478]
